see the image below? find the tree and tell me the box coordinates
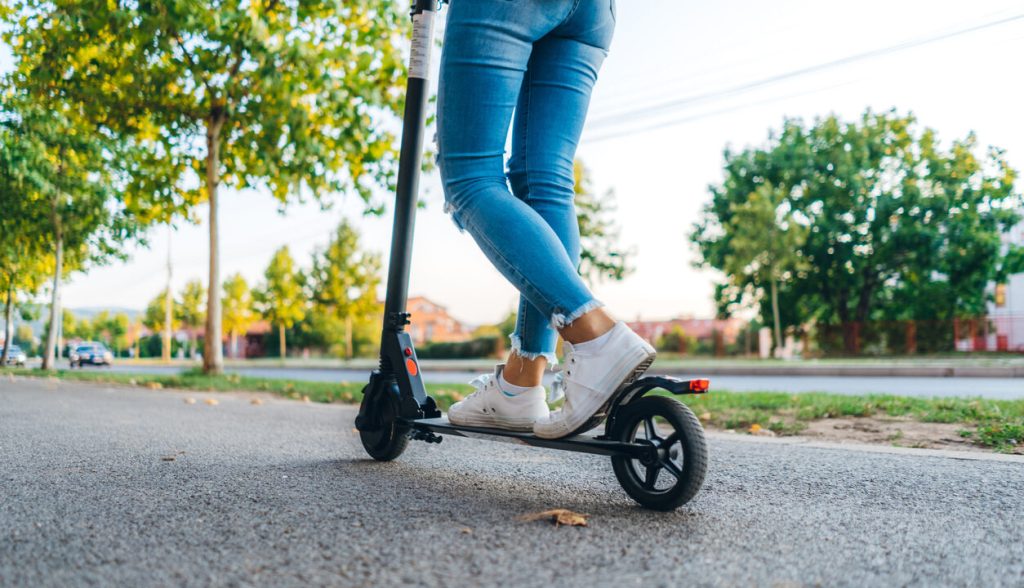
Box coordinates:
[3,1,413,374]
[177,280,206,359]
[222,273,255,359]
[0,257,47,365]
[574,160,637,285]
[721,182,807,355]
[308,219,382,359]
[143,289,180,358]
[0,78,153,370]
[14,324,36,356]
[255,247,306,359]
[692,109,1021,354]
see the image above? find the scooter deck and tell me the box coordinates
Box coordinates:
[411,416,651,459]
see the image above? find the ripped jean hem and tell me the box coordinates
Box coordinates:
[508,332,559,365]
[549,298,605,331]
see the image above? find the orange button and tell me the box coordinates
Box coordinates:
[406,357,418,376]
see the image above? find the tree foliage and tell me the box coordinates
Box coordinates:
[222,272,255,357]
[308,219,382,359]
[2,0,411,373]
[574,159,636,285]
[692,109,1021,353]
[144,288,181,335]
[254,246,306,358]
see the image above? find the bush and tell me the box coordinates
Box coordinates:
[655,326,696,354]
[416,335,500,359]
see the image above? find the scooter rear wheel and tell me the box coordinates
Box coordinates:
[358,383,410,461]
[610,395,708,511]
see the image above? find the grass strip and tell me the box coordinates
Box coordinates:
[4,367,1022,452]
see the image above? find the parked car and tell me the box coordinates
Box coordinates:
[3,345,27,367]
[70,343,113,368]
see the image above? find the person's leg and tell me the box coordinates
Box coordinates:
[437,0,606,354]
[503,3,618,387]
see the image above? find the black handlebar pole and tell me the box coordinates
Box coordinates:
[382,0,438,330]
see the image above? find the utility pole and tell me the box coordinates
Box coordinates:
[163,227,173,363]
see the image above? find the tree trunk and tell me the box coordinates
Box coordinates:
[43,228,64,371]
[278,323,286,360]
[163,288,172,365]
[1,276,13,365]
[203,116,225,375]
[770,278,783,357]
[345,314,353,359]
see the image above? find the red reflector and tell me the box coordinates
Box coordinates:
[689,379,710,392]
[404,347,412,356]
[406,358,418,376]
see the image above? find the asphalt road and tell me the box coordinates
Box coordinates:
[87,362,1024,399]
[2,377,1022,587]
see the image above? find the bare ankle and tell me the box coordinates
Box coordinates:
[558,307,616,344]
[504,351,546,387]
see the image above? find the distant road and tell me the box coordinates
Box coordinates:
[60,362,1024,399]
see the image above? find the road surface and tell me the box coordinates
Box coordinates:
[2,377,1021,587]
[83,362,1024,399]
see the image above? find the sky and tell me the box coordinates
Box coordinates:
[6,0,1024,328]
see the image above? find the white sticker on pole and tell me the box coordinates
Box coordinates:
[409,11,436,80]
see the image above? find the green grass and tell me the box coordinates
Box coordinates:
[4,367,1023,452]
[668,390,1024,452]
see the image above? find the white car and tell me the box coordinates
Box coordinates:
[70,343,114,368]
[3,345,27,367]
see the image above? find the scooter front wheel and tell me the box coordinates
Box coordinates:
[358,382,410,461]
[610,395,708,511]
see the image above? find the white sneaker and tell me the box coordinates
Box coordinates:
[533,321,656,439]
[447,363,550,432]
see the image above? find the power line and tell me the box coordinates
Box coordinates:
[585,13,1024,131]
[589,6,1020,116]
[582,80,858,144]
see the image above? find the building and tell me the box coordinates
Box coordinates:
[988,221,1024,351]
[406,296,473,346]
[627,316,742,348]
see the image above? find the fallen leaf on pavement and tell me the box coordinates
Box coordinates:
[184,398,197,405]
[750,423,776,437]
[749,423,762,433]
[460,527,473,534]
[699,412,711,421]
[147,382,163,390]
[250,398,263,405]
[203,398,219,406]
[161,455,176,462]
[518,509,588,527]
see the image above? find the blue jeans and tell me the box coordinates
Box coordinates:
[436,0,616,365]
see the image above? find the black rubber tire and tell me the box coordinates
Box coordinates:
[358,384,410,462]
[610,396,708,511]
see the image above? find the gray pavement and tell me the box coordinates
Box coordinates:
[2,377,1023,587]
[87,362,1024,399]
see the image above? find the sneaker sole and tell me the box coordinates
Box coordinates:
[536,347,657,439]
[447,412,541,433]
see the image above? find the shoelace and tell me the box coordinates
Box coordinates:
[547,346,577,403]
[464,372,495,401]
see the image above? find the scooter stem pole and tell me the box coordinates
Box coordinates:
[383,0,438,327]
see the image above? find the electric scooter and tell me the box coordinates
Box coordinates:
[354,0,710,511]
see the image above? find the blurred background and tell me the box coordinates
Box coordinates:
[1,0,1022,392]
